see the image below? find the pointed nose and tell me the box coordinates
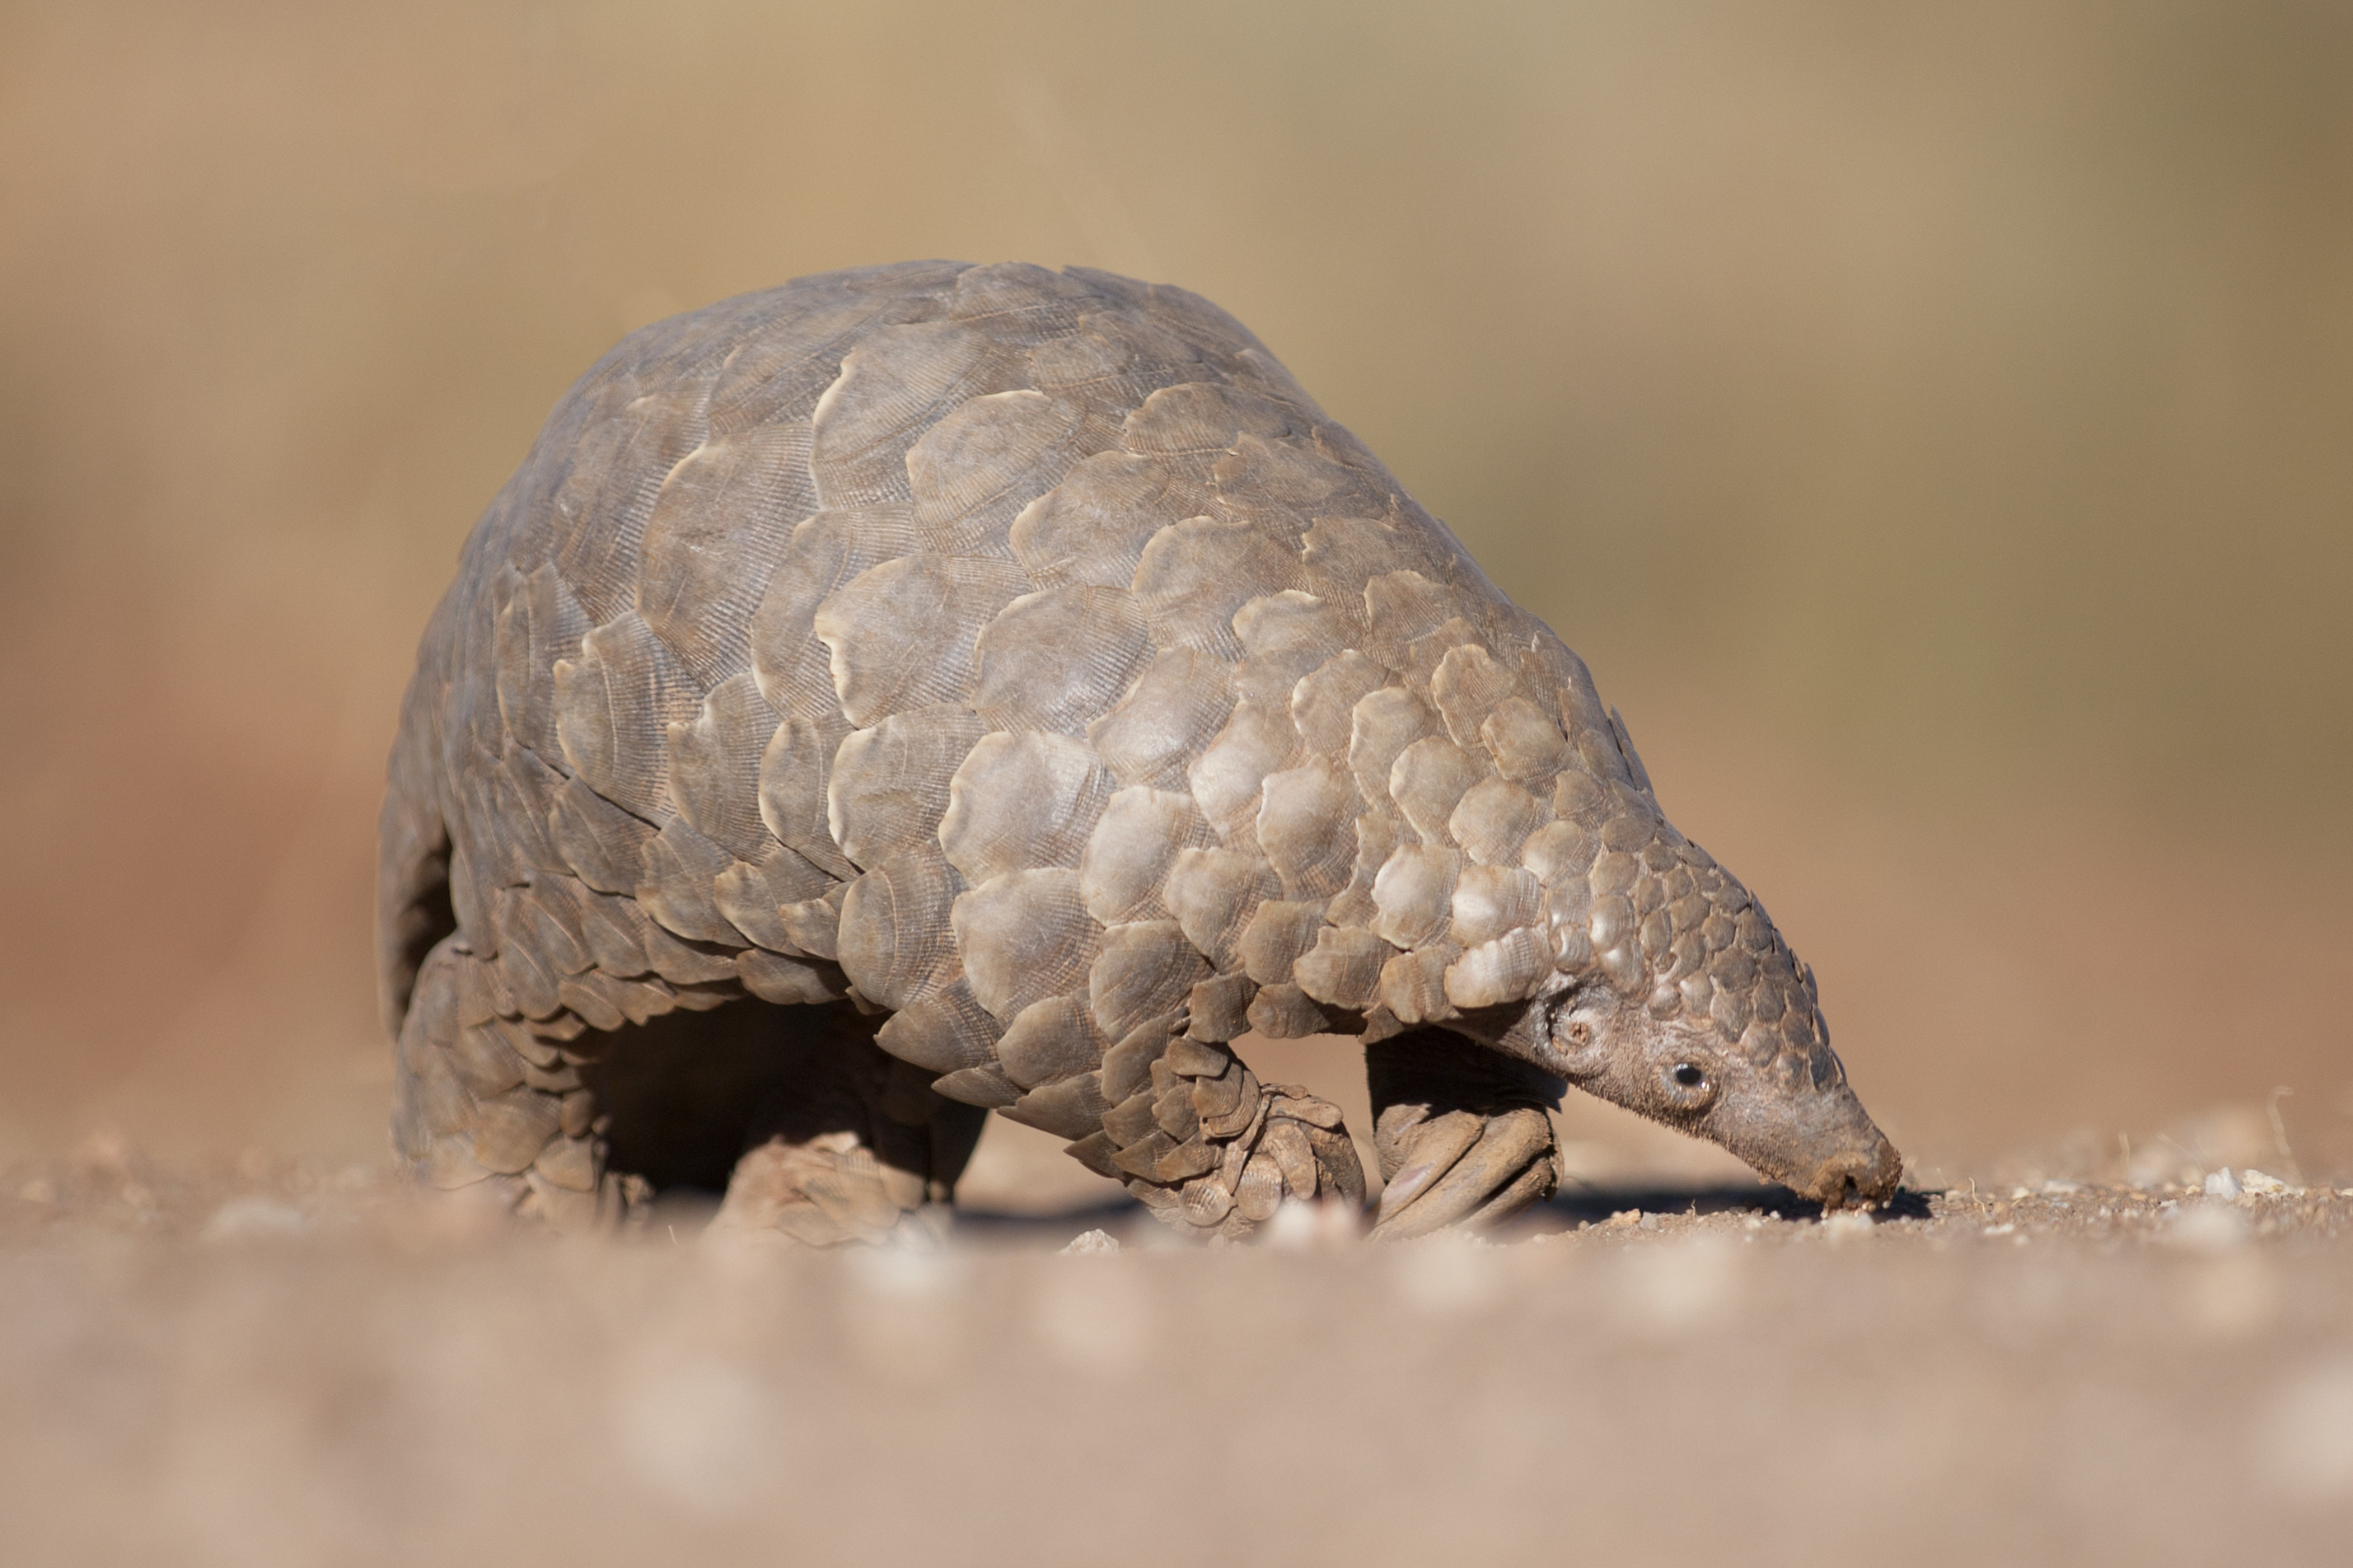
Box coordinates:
[1799,1127,1903,1210]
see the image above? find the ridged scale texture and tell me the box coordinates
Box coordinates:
[380,261,1836,1237]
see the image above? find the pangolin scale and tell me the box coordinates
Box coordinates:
[380,260,1900,1243]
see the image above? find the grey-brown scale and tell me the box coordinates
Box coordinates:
[378,260,1897,1244]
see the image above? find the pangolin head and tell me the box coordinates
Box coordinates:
[1501,782,1902,1210]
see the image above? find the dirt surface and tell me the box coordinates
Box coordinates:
[6,1127,2351,1567]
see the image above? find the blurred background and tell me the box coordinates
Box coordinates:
[2,0,2348,1182]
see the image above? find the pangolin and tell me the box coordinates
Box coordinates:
[378,260,1902,1244]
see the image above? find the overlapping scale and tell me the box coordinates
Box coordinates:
[807,320,1022,508]
[950,868,1101,1021]
[1008,451,1193,590]
[812,553,1029,727]
[825,704,985,870]
[638,422,815,686]
[552,613,701,821]
[665,672,779,863]
[969,585,1153,735]
[938,732,1113,885]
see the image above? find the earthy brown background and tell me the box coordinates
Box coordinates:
[3,0,2349,1181]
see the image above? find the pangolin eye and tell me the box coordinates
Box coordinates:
[1670,1063,1706,1089]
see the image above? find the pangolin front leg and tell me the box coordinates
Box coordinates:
[1365,1029,1564,1239]
[1074,1026,1365,1241]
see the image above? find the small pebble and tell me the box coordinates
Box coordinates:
[1821,1211,1874,1241]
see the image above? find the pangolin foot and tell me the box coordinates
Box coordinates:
[1366,1028,1565,1241]
[710,1132,939,1247]
[1370,1104,1558,1239]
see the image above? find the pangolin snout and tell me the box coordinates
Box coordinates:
[1795,1127,1903,1210]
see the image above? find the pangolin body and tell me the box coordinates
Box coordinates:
[381,260,1900,1242]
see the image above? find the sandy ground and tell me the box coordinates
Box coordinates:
[6,1109,2351,1568]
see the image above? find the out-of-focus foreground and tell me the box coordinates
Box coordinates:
[2,3,2350,1559]
[5,1161,2352,1565]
